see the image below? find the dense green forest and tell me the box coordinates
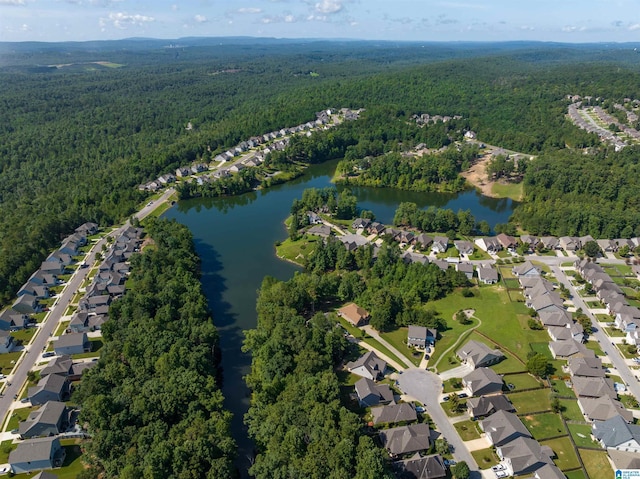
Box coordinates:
[74,219,236,478]
[2,39,640,306]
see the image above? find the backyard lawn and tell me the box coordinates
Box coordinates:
[11,327,35,344]
[508,388,552,413]
[471,447,500,469]
[568,424,601,449]
[72,339,104,360]
[454,420,481,441]
[558,399,584,422]
[503,372,542,391]
[275,234,320,264]
[565,470,587,479]
[542,437,581,471]
[579,449,612,479]
[550,379,576,398]
[520,412,565,440]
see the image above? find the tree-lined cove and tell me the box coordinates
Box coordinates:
[164,159,515,475]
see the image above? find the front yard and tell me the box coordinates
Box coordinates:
[453,419,481,441]
[471,447,500,469]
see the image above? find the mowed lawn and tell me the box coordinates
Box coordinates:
[426,286,549,365]
[454,420,481,441]
[508,388,552,413]
[380,328,423,367]
[504,372,543,391]
[568,424,602,449]
[580,449,612,479]
[520,412,566,440]
[541,437,581,471]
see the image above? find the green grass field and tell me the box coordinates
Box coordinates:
[567,424,601,449]
[542,437,581,471]
[336,317,407,368]
[579,449,612,479]
[509,389,552,413]
[565,470,587,479]
[454,419,481,441]
[583,341,605,357]
[380,328,423,367]
[558,399,584,422]
[5,406,33,431]
[471,447,500,469]
[0,351,23,374]
[491,181,524,201]
[504,372,543,391]
[275,234,320,265]
[0,439,17,463]
[520,412,565,440]
[550,379,575,398]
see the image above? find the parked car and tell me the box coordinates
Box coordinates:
[415,406,426,413]
[42,351,55,358]
[442,395,450,402]
[457,392,468,398]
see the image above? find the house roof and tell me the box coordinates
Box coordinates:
[568,357,605,378]
[531,293,564,312]
[454,240,474,253]
[9,437,60,464]
[379,423,431,456]
[548,340,592,359]
[393,453,446,479]
[55,332,88,349]
[539,310,572,327]
[481,410,531,445]
[572,376,616,399]
[608,449,640,470]
[496,233,517,248]
[478,266,499,281]
[497,436,554,475]
[513,261,541,276]
[593,415,640,448]
[29,373,68,397]
[467,394,515,418]
[371,403,417,425]
[354,378,394,405]
[579,396,633,422]
[40,355,73,377]
[456,262,474,274]
[346,351,386,379]
[534,463,566,479]
[463,367,503,395]
[408,325,427,340]
[19,401,67,437]
[456,340,504,368]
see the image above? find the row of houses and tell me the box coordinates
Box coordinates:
[567,102,627,151]
[344,350,448,478]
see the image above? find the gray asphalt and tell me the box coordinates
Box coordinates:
[397,369,482,479]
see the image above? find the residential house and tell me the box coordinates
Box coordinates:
[0,308,30,331]
[307,211,323,225]
[346,351,387,381]
[456,340,504,369]
[368,222,386,235]
[392,453,446,479]
[78,295,111,313]
[338,233,370,252]
[559,236,580,252]
[308,224,331,238]
[402,251,429,265]
[17,284,50,300]
[454,240,474,256]
[456,262,474,280]
[69,312,106,333]
[47,251,73,266]
[228,163,245,173]
[384,228,402,241]
[354,378,394,407]
[407,325,436,348]
[337,303,370,327]
[568,357,605,378]
[597,239,618,253]
[176,167,191,177]
[520,235,540,252]
[530,294,565,316]
[352,218,371,230]
[539,236,560,250]
[572,376,616,400]
[578,396,633,422]
[467,394,515,419]
[512,261,541,277]
[415,234,434,250]
[12,294,39,314]
[398,231,415,244]
[431,259,449,271]
[0,330,16,354]
[477,266,499,284]
[539,311,572,328]
[593,415,640,452]
[547,323,584,343]
[462,368,504,396]
[32,472,59,479]
[19,401,69,439]
[28,374,70,406]
[480,410,531,446]
[371,403,417,425]
[40,355,95,381]
[497,233,517,251]
[533,464,566,479]
[496,436,555,477]
[379,423,431,456]
[431,236,448,254]
[475,237,502,254]
[9,437,65,474]
[28,271,58,288]
[548,340,593,360]
[608,449,640,471]
[75,222,98,235]
[53,333,90,356]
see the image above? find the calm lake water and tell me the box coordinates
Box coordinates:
[163,159,516,476]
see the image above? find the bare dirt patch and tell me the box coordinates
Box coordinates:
[460,153,497,197]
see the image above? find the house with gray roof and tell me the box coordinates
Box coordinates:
[28,374,70,406]
[477,266,499,284]
[547,323,584,343]
[19,401,69,439]
[75,222,98,235]
[513,261,541,277]
[54,332,90,356]
[533,463,566,479]
[393,453,446,479]
[608,449,640,471]
[548,340,593,360]
[559,236,580,252]
[475,237,502,254]
[456,340,504,369]
[12,294,39,314]
[9,437,65,474]
[593,415,640,452]
[431,236,449,254]
[454,240,474,256]
[407,325,436,348]
[371,403,417,425]
[354,378,394,407]
[572,376,616,399]
[496,436,554,477]
[578,396,633,423]
[462,368,504,397]
[0,330,16,354]
[540,236,559,250]
[467,394,515,419]
[539,311,572,328]
[415,234,433,250]
[379,423,431,457]
[32,472,59,479]
[346,351,386,381]
[480,410,531,446]
[497,233,517,251]
[308,224,331,238]
[456,262,474,280]
[0,308,30,331]
[568,356,605,378]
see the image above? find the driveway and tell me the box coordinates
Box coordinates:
[439,364,472,381]
[397,369,482,479]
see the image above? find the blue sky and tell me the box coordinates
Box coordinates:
[1,0,640,43]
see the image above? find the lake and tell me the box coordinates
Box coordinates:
[163,159,516,476]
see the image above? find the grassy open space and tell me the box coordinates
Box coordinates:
[55,321,70,337]
[584,341,605,357]
[520,412,565,440]
[542,437,581,471]
[0,351,23,374]
[471,447,500,469]
[335,317,407,367]
[5,406,33,431]
[468,248,492,261]
[454,419,481,441]
[491,181,524,201]
[565,470,587,479]
[427,285,548,367]
[602,264,634,277]
[509,388,552,413]
[579,449,612,479]
[0,439,17,463]
[72,339,104,360]
[504,372,543,391]
[604,327,625,337]
[275,234,320,265]
[441,399,467,417]
[567,424,601,449]
[380,328,423,367]
[558,399,584,422]
[443,377,463,393]
[11,327,35,344]
[550,379,575,398]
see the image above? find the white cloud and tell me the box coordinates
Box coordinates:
[194,14,208,23]
[315,0,342,14]
[238,7,262,14]
[100,12,155,29]
[520,25,535,31]
[171,4,179,11]
[629,24,640,30]
[0,0,26,5]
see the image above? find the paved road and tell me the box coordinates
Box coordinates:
[551,264,640,399]
[0,189,175,430]
[397,369,482,479]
